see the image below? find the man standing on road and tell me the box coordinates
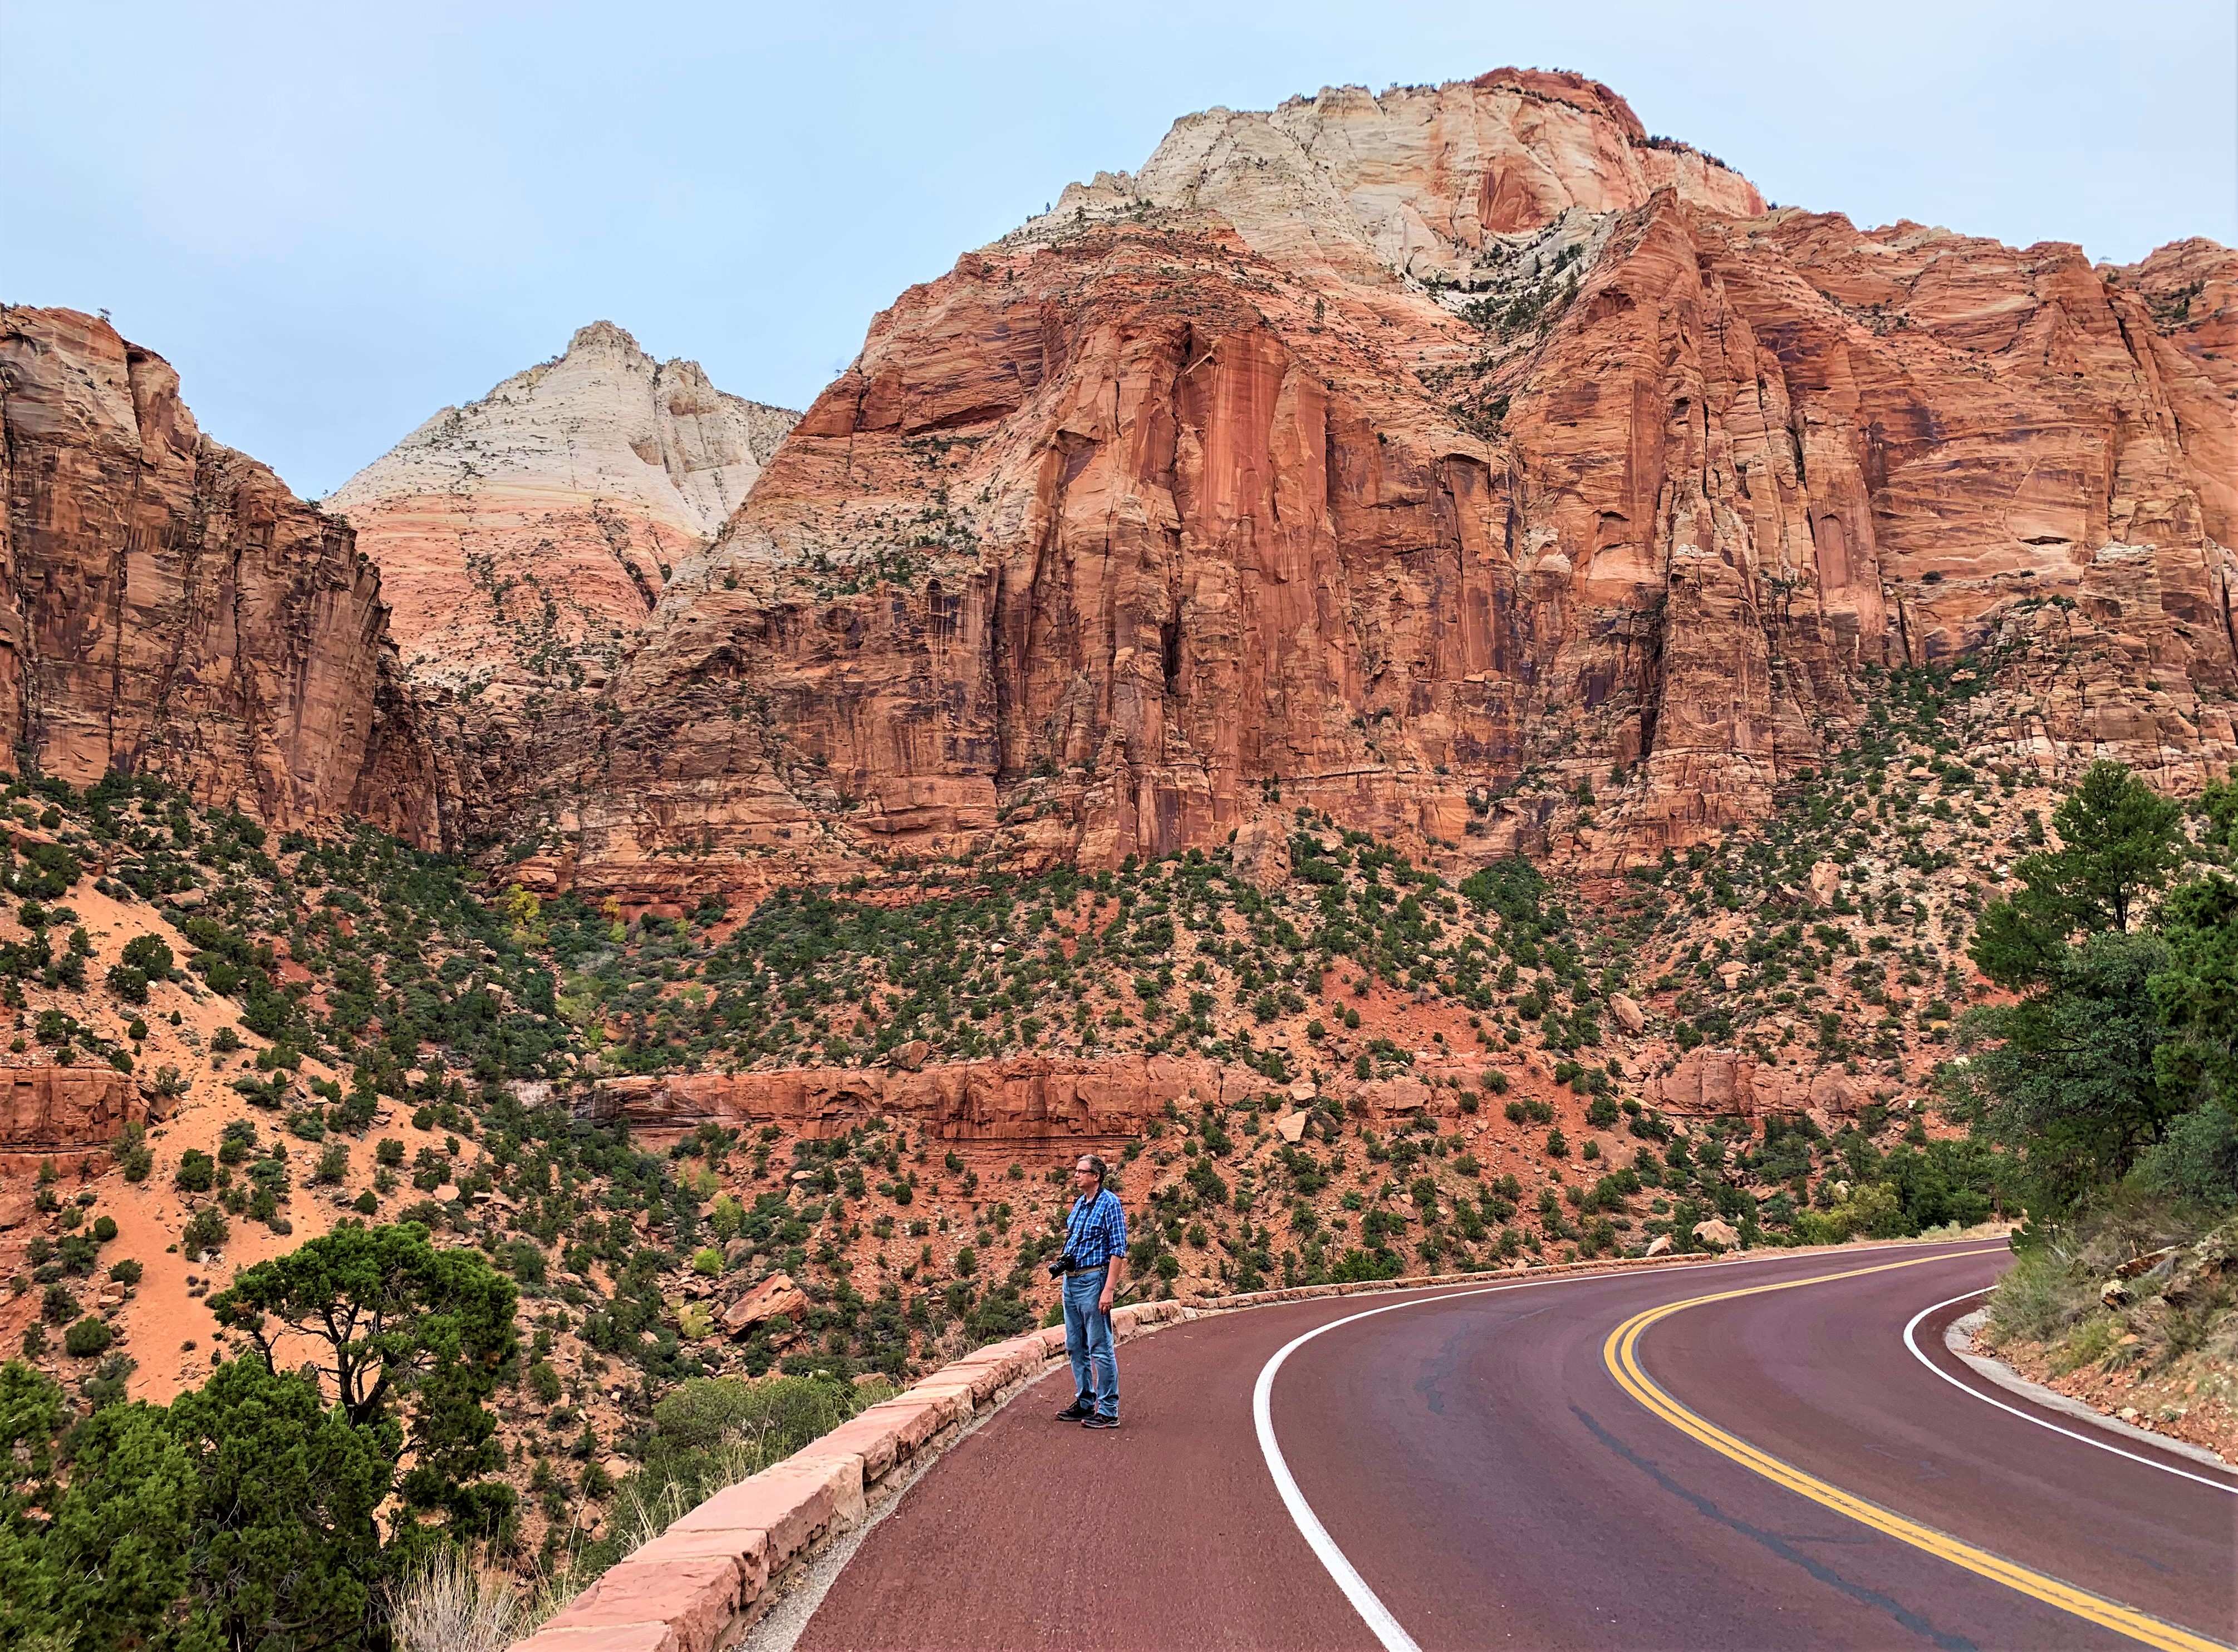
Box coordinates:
[1055,1153,1126,1429]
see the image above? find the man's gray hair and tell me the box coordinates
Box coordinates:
[1077,1152,1108,1186]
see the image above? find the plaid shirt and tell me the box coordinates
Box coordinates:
[1065,1187,1128,1272]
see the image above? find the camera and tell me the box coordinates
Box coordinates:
[1044,1251,1078,1279]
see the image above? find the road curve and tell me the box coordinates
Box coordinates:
[792,1242,2236,1651]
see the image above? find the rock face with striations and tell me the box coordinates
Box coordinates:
[538,68,2236,901]
[590,1054,1227,1143]
[0,1066,148,1153]
[329,322,794,787]
[0,307,449,843]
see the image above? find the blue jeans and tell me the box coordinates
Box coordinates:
[1062,1272,1118,1419]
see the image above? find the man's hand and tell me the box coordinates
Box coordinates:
[1098,1282,1115,1315]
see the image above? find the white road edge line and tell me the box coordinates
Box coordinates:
[1253,1241,2008,1651]
[1902,1289,2237,1494]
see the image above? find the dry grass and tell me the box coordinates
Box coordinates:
[390,1548,525,1652]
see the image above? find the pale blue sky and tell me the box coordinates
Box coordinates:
[4,1,2232,498]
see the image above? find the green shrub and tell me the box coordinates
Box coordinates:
[117,1124,154,1183]
[109,1258,143,1286]
[175,1149,215,1192]
[120,934,174,976]
[183,1204,230,1256]
[2134,1106,2238,1210]
[64,1315,114,1357]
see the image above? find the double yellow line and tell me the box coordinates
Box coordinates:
[1602,1253,2227,1652]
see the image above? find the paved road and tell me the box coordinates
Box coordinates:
[794,1242,2236,1651]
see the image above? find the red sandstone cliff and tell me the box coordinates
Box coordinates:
[0,307,449,842]
[533,72,2234,899]
[0,1065,148,1154]
[591,1054,1229,1144]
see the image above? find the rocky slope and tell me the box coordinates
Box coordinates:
[536,68,2235,903]
[0,307,449,845]
[0,663,2124,1576]
[329,322,794,784]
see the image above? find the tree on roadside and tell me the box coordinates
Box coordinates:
[1949,931,2176,1207]
[2151,872,2238,1118]
[0,1358,395,1651]
[210,1222,519,1543]
[1954,762,2190,1208]
[168,1355,394,1649]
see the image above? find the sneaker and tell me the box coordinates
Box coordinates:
[1054,1400,1093,1421]
[1081,1413,1121,1429]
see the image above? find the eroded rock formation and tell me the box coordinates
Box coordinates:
[331,322,794,785]
[0,1065,146,1153]
[591,1054,1234,1144]
[534,69,2236,901]
[11,70,2234,900]
[0,307,448,843]
[1648,1050,1868,1121]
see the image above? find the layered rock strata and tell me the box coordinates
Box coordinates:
[590,1054,1228,1144]
[0,1065,147,1153]
[330,322,794,788]
[538,69,2236,900]
[0,307,448,843]
[0,1065,153,1226]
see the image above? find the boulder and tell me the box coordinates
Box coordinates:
[1273,1110,1308,1144]
[722,1272,808,1336]
[1650,1051,1760,1118]
[1229,816,1292,892]
[594,1053,1215,1143]
[1691,1217,1742,1251]
[1608,994,1646,1036]
[1808,1070,1869,1117]
[2113,1245,2180,1281]
[1643,1233,1672,1257]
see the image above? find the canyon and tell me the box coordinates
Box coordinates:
[4,66,2236,1598]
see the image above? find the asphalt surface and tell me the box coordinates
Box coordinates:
[793,1242,2237,1651]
